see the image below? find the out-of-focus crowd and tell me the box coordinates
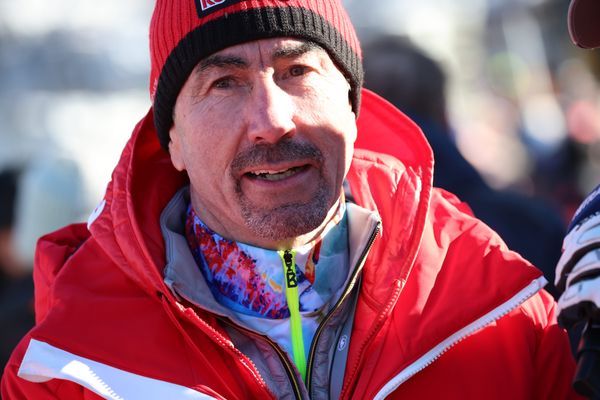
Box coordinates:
[0,158,86,375]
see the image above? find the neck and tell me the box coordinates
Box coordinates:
[269,198,343,250]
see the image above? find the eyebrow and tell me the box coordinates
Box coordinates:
[272,41,322,59]
[194,41,323,76]
[196,54,248,74]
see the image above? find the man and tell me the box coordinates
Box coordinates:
[1,1,580,399]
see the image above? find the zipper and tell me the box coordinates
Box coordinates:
[216,220,381,399]
[372,276,548,400]
[305,221,381,393]
[219,317,303,400]
[278,249,307,381]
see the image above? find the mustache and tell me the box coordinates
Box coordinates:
[230,140,324,174]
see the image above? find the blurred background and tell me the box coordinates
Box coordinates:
[1,0,598,225]
[347,0,600,222]
[0,0,598,370]
[0,0,152,205]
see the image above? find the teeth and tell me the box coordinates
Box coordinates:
[249,167,301,181]
[252,169,286,175]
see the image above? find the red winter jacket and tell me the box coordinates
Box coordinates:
[1,90,580,399]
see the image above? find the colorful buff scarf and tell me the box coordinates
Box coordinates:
[185,203,349,320]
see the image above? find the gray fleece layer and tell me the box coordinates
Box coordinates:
[160,187,380,400]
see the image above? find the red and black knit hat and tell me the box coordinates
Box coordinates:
[150,0,363,150]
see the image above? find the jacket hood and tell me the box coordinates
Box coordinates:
[85,88,434,300]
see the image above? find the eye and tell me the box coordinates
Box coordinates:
[289,65,308,77]
[212,76,235,89]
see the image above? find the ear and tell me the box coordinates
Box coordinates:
[168,125,186,172]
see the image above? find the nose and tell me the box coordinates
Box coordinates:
[245,76,296,144]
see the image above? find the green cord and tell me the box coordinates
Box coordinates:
[278,249,307,381]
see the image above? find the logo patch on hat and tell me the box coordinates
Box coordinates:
[199,0,226,11]
[195,0,241,18]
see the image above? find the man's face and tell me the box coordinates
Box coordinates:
[169,38,357,249]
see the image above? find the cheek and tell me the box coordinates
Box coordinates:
[179,105,233,156]
[327,112,356,183]
[179,127,239,187]
[343,120,357,159]
[295,82,357,173]
[303,76,354,119]
[319,123,356,184]
[185,142,221,177]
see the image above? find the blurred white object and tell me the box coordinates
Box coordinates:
[13,156,87,267]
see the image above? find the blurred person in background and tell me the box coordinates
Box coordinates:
[554,0,600,397]
[0,157,85,378]
[0,167,33,378]
[0,0,581,399]
[362,35,567,299]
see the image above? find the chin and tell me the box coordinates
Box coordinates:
[243,199,330,243]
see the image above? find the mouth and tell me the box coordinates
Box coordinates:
[245,165,309,182]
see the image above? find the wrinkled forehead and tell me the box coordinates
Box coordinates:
[196,38,327,68]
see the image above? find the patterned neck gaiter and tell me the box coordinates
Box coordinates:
[185,203,349,319]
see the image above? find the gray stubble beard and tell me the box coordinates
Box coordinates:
[231,139,335,242]
[237,180,333,241]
